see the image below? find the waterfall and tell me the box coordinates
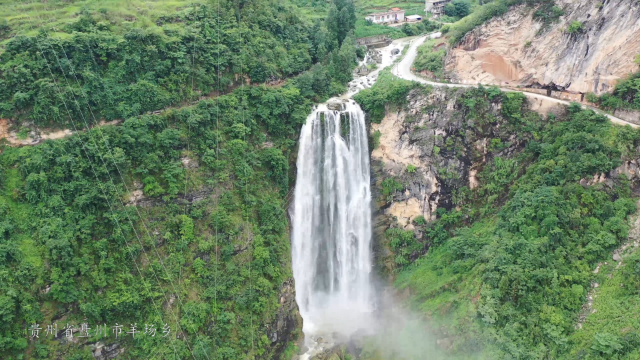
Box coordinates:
[291,100,375,345]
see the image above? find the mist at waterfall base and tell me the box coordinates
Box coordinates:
[290,100,449,359]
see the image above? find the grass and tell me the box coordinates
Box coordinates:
[393,219,496,356]
[0,0,195,47]
[441,0,511,43]
[294,0,437,39]
[355,18,402,38]
[566,248,640,358]
[355,0,425,15]
[1,167,46,285]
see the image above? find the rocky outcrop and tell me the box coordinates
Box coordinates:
[91,342,124,360]
[372,87,529,224]
[266,278,303,359]
[369,86,548,271]
[446,0,640,95]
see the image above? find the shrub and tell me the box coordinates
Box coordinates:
[381,177,404,200]
[386,228,421,266]
[585,92,599,104]
[354,71,419,123]
[413,41,446,78]
[407,164,417,173]
[372,130,382,149]
[413,215,427,225]
[567,21,584,34]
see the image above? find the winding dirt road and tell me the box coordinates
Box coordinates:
[391,35,638,128]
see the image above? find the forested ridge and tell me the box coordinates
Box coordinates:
[358,76,640,359]
[0,0,357,127]
[0,0,359,359]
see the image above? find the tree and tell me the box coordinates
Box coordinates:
[325,0,356,46]
[329,31,357,83]
[444,0,471,18]
[325,3,340,45]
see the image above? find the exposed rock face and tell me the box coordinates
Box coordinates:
[326,99,348,111]
[609,158,640,193]
[369,87,547,271]
[446,0,640,95]
[266,278,302,359]
[91,342,123,360]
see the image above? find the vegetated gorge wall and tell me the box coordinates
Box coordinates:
[370,86,640,274]
[445,0,640,121]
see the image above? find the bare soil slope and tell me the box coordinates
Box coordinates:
[446,0,640,95]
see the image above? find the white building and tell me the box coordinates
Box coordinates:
[425,0,451,17]
[365,8,405,24]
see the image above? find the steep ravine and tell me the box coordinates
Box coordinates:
[366,83,640,357]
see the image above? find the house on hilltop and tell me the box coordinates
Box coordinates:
[425,0,451,17]
[365,7,405,24]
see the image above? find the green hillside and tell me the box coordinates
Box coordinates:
[358,75,640,359]
[0,0,360,359]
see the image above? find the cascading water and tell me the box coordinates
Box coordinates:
[290,38,409,357]
[291,101,375,340]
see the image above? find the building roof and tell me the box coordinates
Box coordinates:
[366,8,405,17]
[390,7,401,11]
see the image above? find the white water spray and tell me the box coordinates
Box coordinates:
[291,101,375,343]
[290,38,410,358]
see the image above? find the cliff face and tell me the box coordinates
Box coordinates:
[267,278,303,359]
[446,0,640,95]
[370,87,547,272]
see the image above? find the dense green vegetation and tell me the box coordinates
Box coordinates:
[0,0,360,359]
[0,0,196,43]
[564,247,640,359]
[357,18,440,39]
[444,0,472,18]
[354,70,419,123]
[412,39,446,79]
[0,0,357,128]
[293,0,440,39]
[587,71,640,112]
[360,78,640,359]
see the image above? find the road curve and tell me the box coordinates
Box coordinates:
[391,35,638,128]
